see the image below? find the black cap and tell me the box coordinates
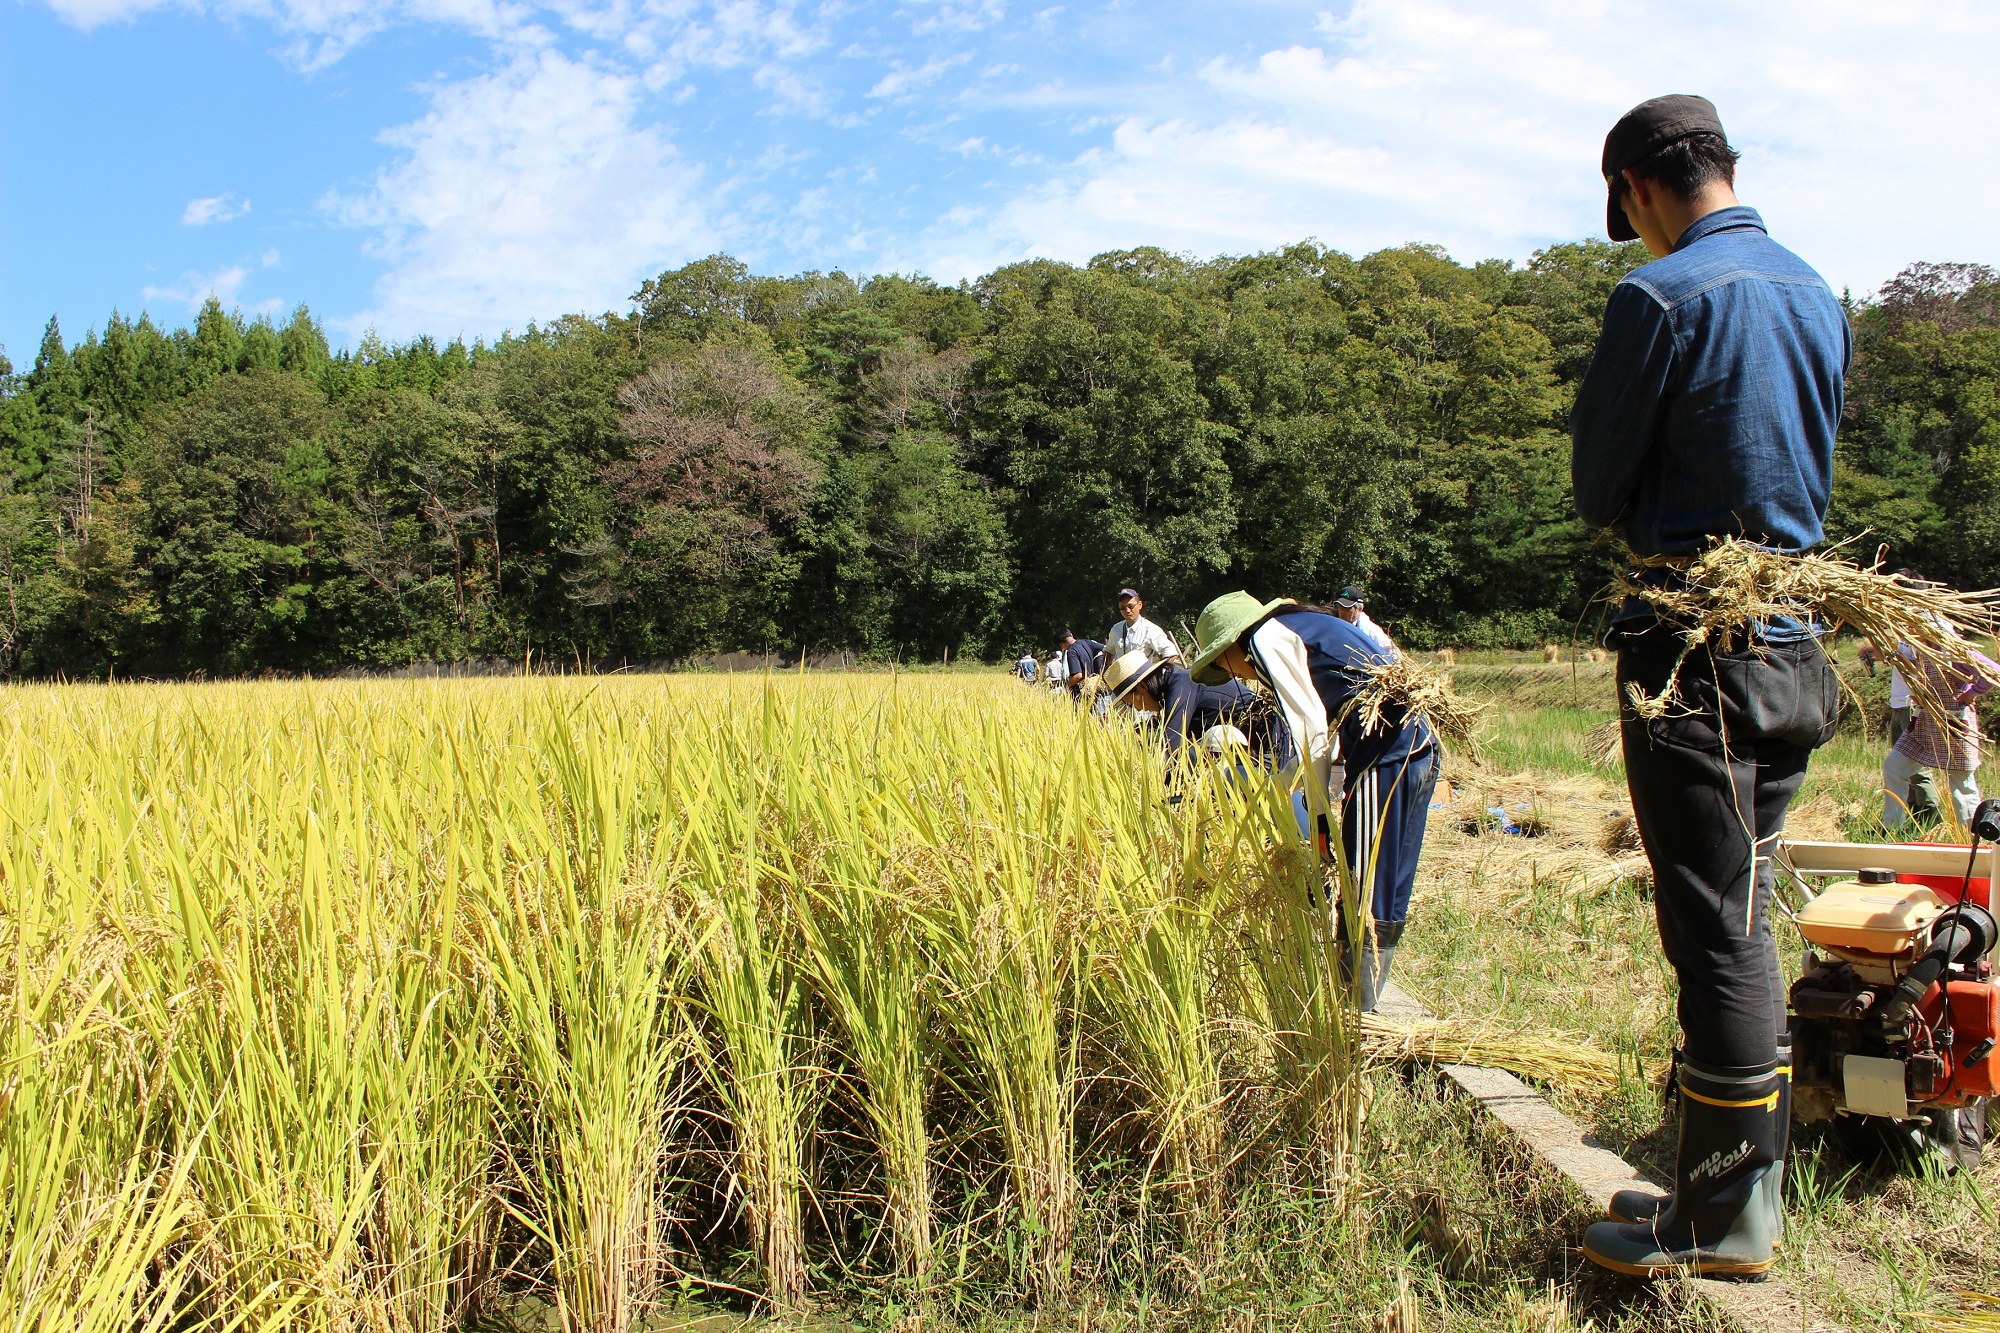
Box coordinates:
[1116,587,1141,601]
[1601,94,1727,242]
[1335,586,1365,607]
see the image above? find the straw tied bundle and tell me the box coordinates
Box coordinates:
[1357,1013,1623,1097]
[1336,654,1487,756]
[1612,537,2000,731]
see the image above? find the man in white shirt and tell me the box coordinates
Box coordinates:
[1333,586,1399,659]
[1105,587,1183,666]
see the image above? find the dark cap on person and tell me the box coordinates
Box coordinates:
[1601,94,1727,242]
[1116,587,1141,602]
[1335,585,1365,608]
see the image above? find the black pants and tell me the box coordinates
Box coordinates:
[1617,630,1841,1070]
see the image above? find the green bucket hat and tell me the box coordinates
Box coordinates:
[1187,591,1293,685]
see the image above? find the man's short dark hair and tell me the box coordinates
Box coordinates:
[1616,131,1740,203]
[1057,628,1075,643]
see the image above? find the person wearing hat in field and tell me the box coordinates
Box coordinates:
[1105,588,1183,667]
[1332,586,1398,659]
[1571,95,1848,1279]
[1100,648,1296,771]
[1187,592,1435,1013]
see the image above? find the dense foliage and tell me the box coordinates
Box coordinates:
[2,244,1994,677]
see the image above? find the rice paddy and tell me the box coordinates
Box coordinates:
[2,672,1382,1331]
[8,655,1998,1332]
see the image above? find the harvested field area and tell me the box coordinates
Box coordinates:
[1401,651,2000,1333]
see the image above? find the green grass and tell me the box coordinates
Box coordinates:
[1398,660,2000,1328]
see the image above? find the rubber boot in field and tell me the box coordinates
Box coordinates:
[1358,944,1395,1014]
[1584,1058,1785,1279]
[1910,1098,1985,1173]
[1335,928,1396,1014]
[1609,1044,1791,1239]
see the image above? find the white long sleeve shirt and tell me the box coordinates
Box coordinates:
[1348,610,1398,658]
[1248,618,1340,827]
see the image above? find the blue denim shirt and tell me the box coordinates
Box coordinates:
[1571,206,1850,634]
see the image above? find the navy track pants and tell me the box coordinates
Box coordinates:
[1341,748,1437,947]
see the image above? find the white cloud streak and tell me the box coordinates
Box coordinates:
[142,263,251,308]
[912,0,2000,296]
[330,47,713,340]
[182,192,251,225]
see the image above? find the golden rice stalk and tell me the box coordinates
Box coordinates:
[1612,537,2000,731]
[1356,1015,1623,1098]
[1914,1292,2000,1330]
[1336,655,1487,756]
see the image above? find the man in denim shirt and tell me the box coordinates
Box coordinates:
[1571,95,1848,1280]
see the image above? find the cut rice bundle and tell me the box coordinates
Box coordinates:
[1612,537,2000,731]
[1338,655,1488,757]
[1357,1013,1624,1097]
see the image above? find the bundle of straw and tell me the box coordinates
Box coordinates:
[1612,537,2000,730]
[1357,1014,1623,1097]
[1913,1293,2000,1331]
[1337,655,1487,756]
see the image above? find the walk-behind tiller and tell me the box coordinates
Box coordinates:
[1779,799,2000,1165]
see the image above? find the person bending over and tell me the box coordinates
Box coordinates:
[1188,593,1435,1013]
[1100,649,1295,771]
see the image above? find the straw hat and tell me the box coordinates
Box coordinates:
[1188,592,1293,685]
[1199,724,1250,755]
[1099,649,1165,704]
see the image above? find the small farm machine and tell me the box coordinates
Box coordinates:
[1778,800,2000,1161]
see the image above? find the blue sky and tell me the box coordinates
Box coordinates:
[6,0,1999,359]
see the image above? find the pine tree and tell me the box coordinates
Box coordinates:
[29,317,81,423]
[186,297,243,389]
[277,304,330,378]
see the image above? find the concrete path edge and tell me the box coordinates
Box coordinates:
[1373,982,1819,1333]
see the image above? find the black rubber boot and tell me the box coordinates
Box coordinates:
[1584,1058,1786,1278]
[1914,1099,1986,1173]
[1337,921,1399,1014]
[1358,944,1395,1014]
[1609,1044,1791,1234]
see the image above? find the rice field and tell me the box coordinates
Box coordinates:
[1,672,1389,1332]
[13,655,1996,1333]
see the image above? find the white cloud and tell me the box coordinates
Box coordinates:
[182,192,251,225]
[44,0,172,25]
[911,0,2000,295]
[330,47,714,340]
[142,263,251,308]
[46,0,540,68]
[867,51,970,100]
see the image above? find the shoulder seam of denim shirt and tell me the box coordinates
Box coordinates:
[1628,269,1838,311]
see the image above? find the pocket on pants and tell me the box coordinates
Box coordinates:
[1622,640,1838,754]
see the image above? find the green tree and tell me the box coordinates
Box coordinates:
[135,369,334,672]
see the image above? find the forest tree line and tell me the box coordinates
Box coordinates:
[1,243,1995,678]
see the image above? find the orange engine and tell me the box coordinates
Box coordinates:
[1788,868,1999,1122]
[1916,979,2000,1103]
